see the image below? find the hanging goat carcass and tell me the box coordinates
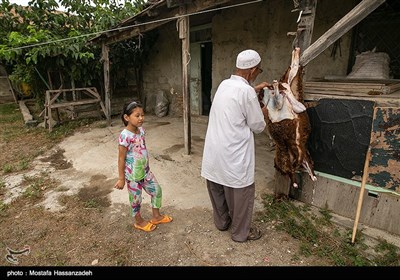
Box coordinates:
[261,47,317,188]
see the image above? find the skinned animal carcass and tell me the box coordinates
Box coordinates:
[262,47,317,188]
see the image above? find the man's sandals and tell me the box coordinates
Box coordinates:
[247,227,262,241]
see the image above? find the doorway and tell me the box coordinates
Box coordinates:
[190,41,212,116]
[200,42,212,116]
[190,23,212,116]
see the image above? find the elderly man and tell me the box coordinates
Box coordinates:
[201,49,269,242]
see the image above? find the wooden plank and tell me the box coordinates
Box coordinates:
[49,92,62,106]
[305,87,387,94]
[304,88,400,98]
[86,87,101,99]
[50,99,101,109]
[304,89,388,95]
[299,173,400,236]
[305,81,392,89]
[46,87,97,93]
[306,81,391,86]
[304,92,400,107]
[304,89,387,96]
[305,81,400,94]
[300,0,386,66]
[321,76,400,84]
[86,87,107,116]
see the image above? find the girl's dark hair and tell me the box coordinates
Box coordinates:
[121,101,143,126]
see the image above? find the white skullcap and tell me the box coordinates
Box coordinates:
[236,49,261,69]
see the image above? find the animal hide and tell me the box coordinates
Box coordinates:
[262,47,317,188]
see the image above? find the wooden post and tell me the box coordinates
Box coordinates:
[71,79,76,101]
[292,0,317,82]
[300,0,386,66]
[45,90,52,131]
[351,139,379,243]
[179,7,191,155]
[293,0,317,53]
[47,71,53,90]
[102,42,111,125]
[273,170,291,199]
[6,75,17,104]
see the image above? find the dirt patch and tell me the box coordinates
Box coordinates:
[40,149,72,170]
[78,175,114,208]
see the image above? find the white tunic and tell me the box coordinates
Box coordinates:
[201,75,266,188]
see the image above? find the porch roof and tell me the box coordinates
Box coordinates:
[88,0,247,46]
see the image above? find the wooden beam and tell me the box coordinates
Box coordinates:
[180,10,191,155]
[105,21,173,46]
[300,0,386,66]
[102,42,111,125]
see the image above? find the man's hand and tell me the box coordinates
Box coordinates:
[254,82,271,93]
[255,82,271,109]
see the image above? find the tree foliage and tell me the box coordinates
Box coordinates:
[0,0,148,101]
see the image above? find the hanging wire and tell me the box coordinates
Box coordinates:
[4,0,264,52]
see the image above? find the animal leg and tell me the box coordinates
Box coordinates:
[302,157,317,182]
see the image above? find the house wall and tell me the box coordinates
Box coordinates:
[142,0,356,115]
[211,0,355,98]
[142,23,183,116]
[307,0,355,79]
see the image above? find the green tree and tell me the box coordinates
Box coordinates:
[0,0,147,103]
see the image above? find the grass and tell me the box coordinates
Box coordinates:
[0,201,8,214]
[21,173,56,199]
[83,198,100,209]
[2,164,13,173]
[260,194,400,266]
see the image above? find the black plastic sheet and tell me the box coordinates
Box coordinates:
[307,99,374,179]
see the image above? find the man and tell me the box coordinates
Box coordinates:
[201,49,269,242]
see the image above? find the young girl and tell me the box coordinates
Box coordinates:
[114,101,172,232]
